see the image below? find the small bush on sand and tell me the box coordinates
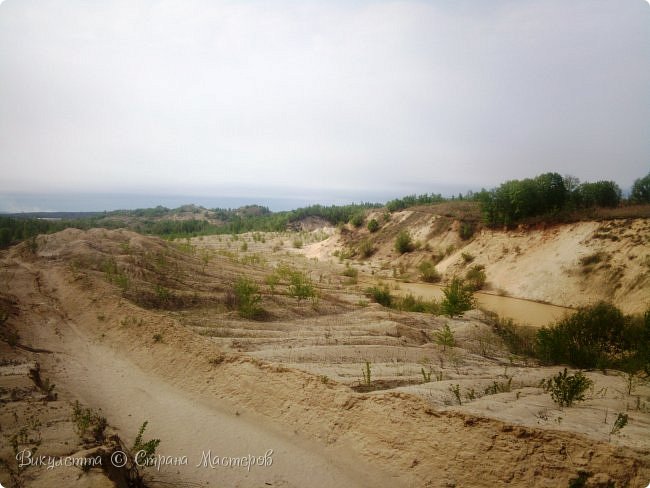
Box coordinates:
[396,293,439,314]
[234,277,263,319]
[367,218,379,233]
[459,222,475,240]
[418,261,441,283]
[435,324,455,351]
[342,264,358,284]
[358,239,375,258]
[365,285,392,307]
[395,230,414,254]
[72,401,107,442]
[288,271,316,301]
[132,421,161,466]
[350,213,365,228]
[440,278,475,317]
[541,368,592,408]
[465,264,486,291]
[461,252,475,264]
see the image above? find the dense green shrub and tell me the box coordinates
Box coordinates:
[574,181,621,208]
[440,278,475,317]
[367,218,379,232]
[619,308,650,375]
[395,230,414,254]
[535,302,646,370]
[541,368,592,408]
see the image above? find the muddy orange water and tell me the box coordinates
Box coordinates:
[382,281,572,327]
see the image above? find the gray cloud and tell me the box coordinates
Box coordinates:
[1,0,648,207]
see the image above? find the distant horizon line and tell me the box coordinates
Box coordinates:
[0,186,474,213]
[0,178,637,214]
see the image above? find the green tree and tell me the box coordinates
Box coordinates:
[631,172,650,203]
[434,324,455,350]
[440,278,475,317]
[576,181,621,208]
[534,172,567,213]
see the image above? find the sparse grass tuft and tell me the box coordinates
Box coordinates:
[461,252,475,263]
[418,260,441,283]
[366,285,392,307]
[358,239,375,258]
[465,264,486,291]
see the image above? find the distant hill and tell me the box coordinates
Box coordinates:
[2,211,104,220]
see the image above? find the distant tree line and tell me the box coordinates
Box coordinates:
[0,216,110,247]
[385,193,445,212]
[1,171,647,246]
[476,172,626,226]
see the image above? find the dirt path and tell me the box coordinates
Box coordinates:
[43,319,394,488]
[2,257,395,488]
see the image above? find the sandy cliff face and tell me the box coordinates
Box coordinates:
[331,211,650,313]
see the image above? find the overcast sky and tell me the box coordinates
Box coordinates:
[1,0,649,211]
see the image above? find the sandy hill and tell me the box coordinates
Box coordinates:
[323,206,650,314]
[0,227,649,487]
